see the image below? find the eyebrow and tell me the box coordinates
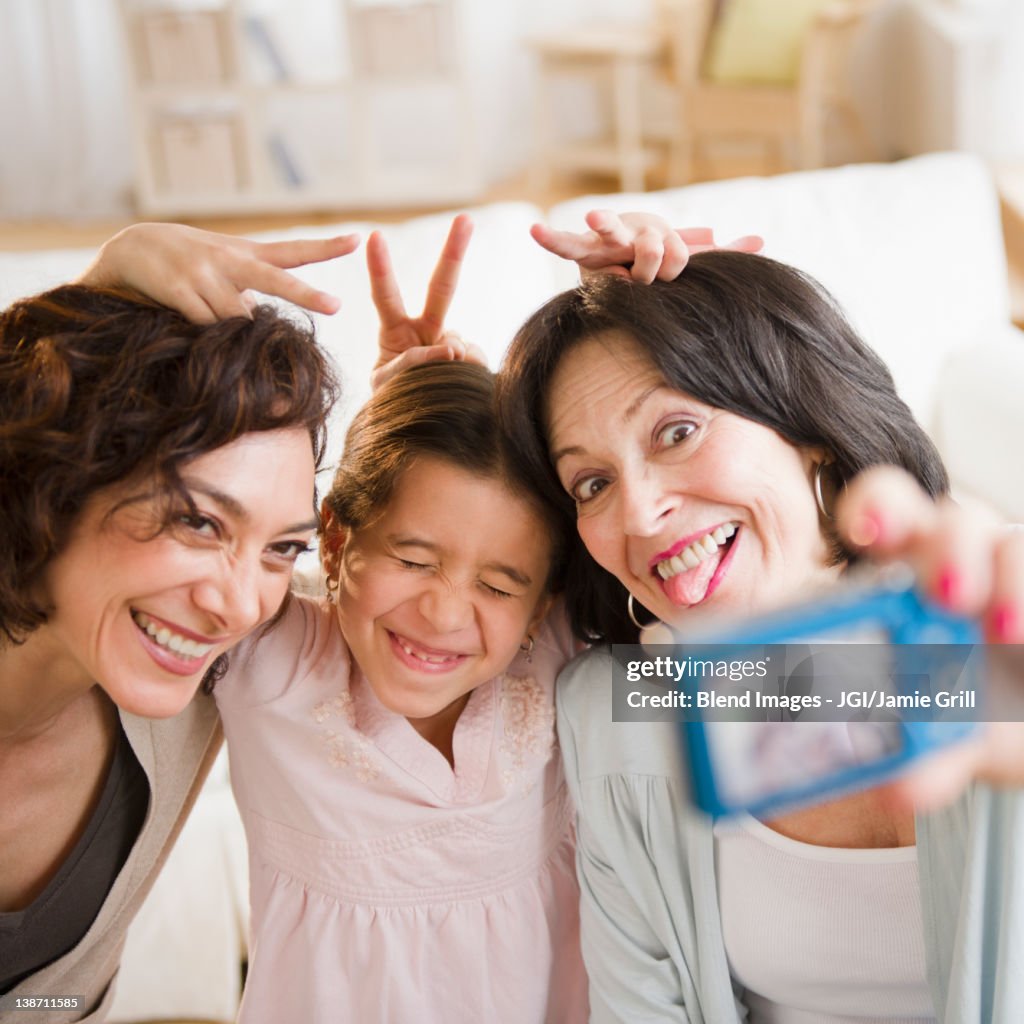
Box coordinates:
[551,384,661,465]
[390,536,533,588]
[185,477,319,534]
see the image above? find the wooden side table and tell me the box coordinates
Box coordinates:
[528,23,669,194]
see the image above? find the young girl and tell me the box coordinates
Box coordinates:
[214,358,587,1022]
[78,212,740,1021]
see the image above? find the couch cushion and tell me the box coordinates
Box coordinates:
[704,0,833,85]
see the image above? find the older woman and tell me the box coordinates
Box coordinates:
[0,285,337,1015]
[497,252,1024,1022]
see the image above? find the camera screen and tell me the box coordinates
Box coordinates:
[701,628,906,809]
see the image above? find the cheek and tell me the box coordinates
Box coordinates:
[482,603,534,659]
[261,574,295,615]
[576,509,621,575]
[339,563,412,622]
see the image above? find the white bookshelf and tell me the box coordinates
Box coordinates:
[118,0,482,216]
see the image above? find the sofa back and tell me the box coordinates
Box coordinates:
[0,153,1017,512]
[544,153,1012,430]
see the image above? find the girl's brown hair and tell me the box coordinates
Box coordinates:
[322,360,564,592]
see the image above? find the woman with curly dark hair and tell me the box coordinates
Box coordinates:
[0,283,338,1014]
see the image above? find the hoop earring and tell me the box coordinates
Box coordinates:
[519,635,535,663]
[627,594,674,647]
[814,462,833,521]
[627,594,656,630]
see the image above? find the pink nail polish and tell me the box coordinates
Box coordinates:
[991,603,1017,642]
[935,566,961,607]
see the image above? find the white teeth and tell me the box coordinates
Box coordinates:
[655,523,738,581]
[132,611,214,660]
[681,547,701,570]
[397,636,457,664]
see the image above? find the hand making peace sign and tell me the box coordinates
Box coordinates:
[367,214,487,392]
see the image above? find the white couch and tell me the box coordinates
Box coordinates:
[2,152,1021,1020]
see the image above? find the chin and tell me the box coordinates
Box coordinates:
[108,678,204,719]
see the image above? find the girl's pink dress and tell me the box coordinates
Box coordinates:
[216,595,587,1023]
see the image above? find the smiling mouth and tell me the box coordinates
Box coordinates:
[654,522,737,580]
[387,630,471,671]
[652,523,739,607]
[131,611,216,661]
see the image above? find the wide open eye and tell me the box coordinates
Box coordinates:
[572,475,609,504]
[655,420,697,450]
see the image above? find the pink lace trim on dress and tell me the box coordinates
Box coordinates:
[312,692,380,783]
[498,674,555,792]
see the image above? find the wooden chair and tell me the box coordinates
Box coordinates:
[528,23,670,193]
[660,0,881,184]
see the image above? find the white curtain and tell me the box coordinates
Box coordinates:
[0,0,132,220]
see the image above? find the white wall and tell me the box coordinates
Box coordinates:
[0,0,656,221]
[4,0,1021,222]
[854,0,1024,162]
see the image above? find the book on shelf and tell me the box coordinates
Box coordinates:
[244,15,290,81]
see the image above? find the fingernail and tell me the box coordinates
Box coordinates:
[990,602,1017,642]
[848,511,882,547]
[935,566,961,607]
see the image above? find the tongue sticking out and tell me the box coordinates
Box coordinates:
[663,548,723,606]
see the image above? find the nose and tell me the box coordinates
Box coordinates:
[619,466,680,537]
[417,582,475,635]
[192,554,265,635]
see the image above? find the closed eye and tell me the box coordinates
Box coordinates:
[480,581,514,599]
[398,558,431,571]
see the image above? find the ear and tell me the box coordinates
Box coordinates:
[319,499,348,586]
[526,592,554,640]
[804,445,833,470]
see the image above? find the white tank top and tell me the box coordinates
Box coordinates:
[714,814,936,1023]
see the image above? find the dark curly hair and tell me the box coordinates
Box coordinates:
[0,284,339,644]
[497,251,949,644]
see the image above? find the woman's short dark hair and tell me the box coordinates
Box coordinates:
[323,360,564,592]
[0,284,339,644]
[497,251,949,643]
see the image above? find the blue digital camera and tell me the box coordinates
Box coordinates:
[671,566,984,818]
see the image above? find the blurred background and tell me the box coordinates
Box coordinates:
[0,0,1022,312]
